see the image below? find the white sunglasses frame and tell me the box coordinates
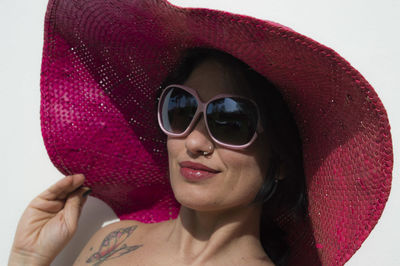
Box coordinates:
[157,84,264,150]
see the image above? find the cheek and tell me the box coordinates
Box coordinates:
[218,150,267,203]
[167,137,182,176]
[222,135,271,201]
[167,137,180,158]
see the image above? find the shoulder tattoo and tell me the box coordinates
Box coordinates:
[86,225,143,265]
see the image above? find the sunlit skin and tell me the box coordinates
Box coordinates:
[167,59,272,213]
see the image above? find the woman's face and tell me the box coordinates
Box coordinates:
[167,59,271,212]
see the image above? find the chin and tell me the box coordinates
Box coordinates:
[174,188,255,213]
[169,170,261,212]
[174,189,217,211]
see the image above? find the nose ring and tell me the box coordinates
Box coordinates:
[203,146,213,156]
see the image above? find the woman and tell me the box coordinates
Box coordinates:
[10,48,305,265]
[9,0,393,265]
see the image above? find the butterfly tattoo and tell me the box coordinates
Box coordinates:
[86,225,143,265]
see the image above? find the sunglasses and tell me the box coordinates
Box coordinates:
[157,85,264,149]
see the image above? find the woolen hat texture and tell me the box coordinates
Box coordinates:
[40,0,393,265]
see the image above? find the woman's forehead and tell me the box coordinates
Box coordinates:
[182,59,253,101]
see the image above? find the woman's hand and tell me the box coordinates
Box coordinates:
[8,174,91,266]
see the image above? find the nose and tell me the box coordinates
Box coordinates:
[185,116,214,157]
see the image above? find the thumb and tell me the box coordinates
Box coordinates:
[63,187,91,235]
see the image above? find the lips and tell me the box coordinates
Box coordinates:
[179,161,220,181]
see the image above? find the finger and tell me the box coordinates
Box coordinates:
[39,174,85,201]
[30,197,65,213]
[63,187,91,235]
[44,174,85,200]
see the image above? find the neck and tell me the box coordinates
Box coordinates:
[165,204,267,264]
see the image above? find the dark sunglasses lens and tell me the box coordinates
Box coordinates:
[160,87,197,134]
[206,97,258,145]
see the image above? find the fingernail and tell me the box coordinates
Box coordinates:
[83,188,92,197]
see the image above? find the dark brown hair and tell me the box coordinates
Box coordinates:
[159,48,308,265]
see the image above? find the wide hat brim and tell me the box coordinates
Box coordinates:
[40,0,393,265]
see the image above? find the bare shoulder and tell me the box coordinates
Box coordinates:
[73,220,156,265]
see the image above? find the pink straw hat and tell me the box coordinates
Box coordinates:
[40,0,393,264]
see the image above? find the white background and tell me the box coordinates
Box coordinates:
[1,0,399,265]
